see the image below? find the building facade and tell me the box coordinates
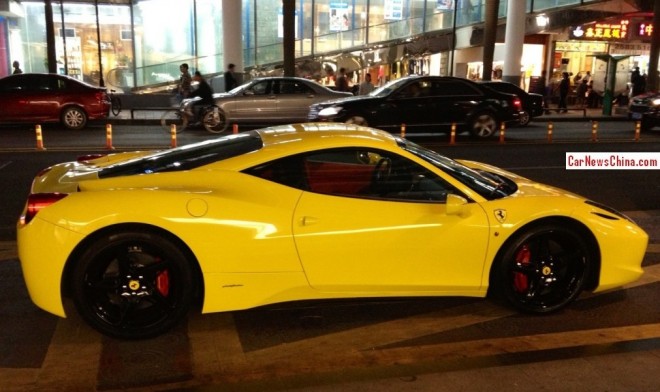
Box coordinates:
[0,0,654,94]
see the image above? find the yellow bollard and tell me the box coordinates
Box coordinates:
[233,123,238,134]
[547,122,553,143]
[35,124,46,151]
[400,123,406,138]
[449,123,456,145]
[170,124,177,148]
[591,120,598,142]
[105,123,115,150]
[499,122,506,143]
[634,121,641,142]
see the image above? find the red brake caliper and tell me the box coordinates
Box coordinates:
[514,245,531,293]
[156,270,170,297]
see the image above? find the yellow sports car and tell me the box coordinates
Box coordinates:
[17,123,648,339]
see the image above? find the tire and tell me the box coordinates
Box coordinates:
[111,97,121,116]
[345,115,368,126]
[61,107,88,130]
[491,224,592,314]
[468,112,498,138]
[519,110,531,126]
[161,109,188,133]
[202,106,228,134]
[70,230,196,339]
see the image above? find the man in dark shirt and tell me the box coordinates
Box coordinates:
[190,71,215,122]
[224,63,237,92]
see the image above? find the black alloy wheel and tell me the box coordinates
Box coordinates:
[71,230,196,339]
[492,224,592,313]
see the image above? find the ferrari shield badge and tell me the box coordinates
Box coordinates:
[494,209,507,223]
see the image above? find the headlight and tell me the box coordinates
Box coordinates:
[651,98,660,106]
[318,106,343,117]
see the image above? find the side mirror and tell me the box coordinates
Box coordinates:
[446,194,470,217]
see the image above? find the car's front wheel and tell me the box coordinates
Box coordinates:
[61,106,88,130]
[491,223,592,313]
[468,112,498,138]
[345,115,368,126]
[71,230,197,339]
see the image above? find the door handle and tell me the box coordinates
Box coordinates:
[300,216,318,226]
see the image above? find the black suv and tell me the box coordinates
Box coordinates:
[308,76,521,138]
[628,91,660,132]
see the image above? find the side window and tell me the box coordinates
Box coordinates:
[249,81,270,95]
[431,81,482,97]
[244,155,308,190]
[0,77,26,92]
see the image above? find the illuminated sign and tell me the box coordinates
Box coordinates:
[636,22,653,38]
[569,19,629,41]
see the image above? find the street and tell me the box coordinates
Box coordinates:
[0,121,658,391]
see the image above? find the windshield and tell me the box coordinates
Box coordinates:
[400,139,516,199]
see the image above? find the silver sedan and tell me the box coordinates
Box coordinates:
[185,76,352,132]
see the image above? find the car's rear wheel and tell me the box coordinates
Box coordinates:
[71,230,196,339]
[468,112,498,138]
[61,106,88,130]
[345,115,368,126]
[519,110,531,126]
[492,224,591,313]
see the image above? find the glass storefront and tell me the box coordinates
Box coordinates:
[0,0,637,92]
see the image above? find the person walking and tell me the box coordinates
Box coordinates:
[224,63,238,92]
[335,67,349,92]
[12,61,22,74]
[558,72,570,113]
[631,66,645,97]
[358,73,374,95]
[178,63,192,101]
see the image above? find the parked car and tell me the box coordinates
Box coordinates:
[181,76,352,133]
[479,81,544,126]
[0,73,110,130]
[628,91,660,132]
[308,76,521,138]
[18,123,647,339]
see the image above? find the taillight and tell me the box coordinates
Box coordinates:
[512,97,522,111]
[21,193,69,225]
[96,91,108,103]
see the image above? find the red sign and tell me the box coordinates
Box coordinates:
[636,22,653,38]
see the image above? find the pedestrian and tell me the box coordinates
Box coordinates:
[358,73,374,95]
[576,79,588,107]
[224,63,238,92]
[631,66,645,97]
[12,61,22,74]
[335,67,349,92]
[178,63,192,101]
[558,72,570,113]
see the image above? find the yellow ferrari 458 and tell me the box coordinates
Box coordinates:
[17,123,648,339]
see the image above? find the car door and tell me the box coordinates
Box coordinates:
[387,80,438,134]
[290,148,491,292]
[274,79,318,122]
[429,79,484,126]
[230,79,278,121]
[0,75,32,121]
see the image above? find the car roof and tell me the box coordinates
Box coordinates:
[255,123,400,150]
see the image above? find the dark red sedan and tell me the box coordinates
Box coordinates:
[0,73,110,130]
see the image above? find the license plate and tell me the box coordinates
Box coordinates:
[632,112,642,120]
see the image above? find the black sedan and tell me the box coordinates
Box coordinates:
[479,81,544,126]
[308,76,521,138]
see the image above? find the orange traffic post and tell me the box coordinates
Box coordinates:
[547,122,554,143]
[233,123,238,134]
[634,121,641,142]
[170,124,177,148]
[400,123,406,138]
[449,123,456,145]
[35,124,46,151]
[591,120,598,142]
[499,122,506,143]
[105,123,115,150]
